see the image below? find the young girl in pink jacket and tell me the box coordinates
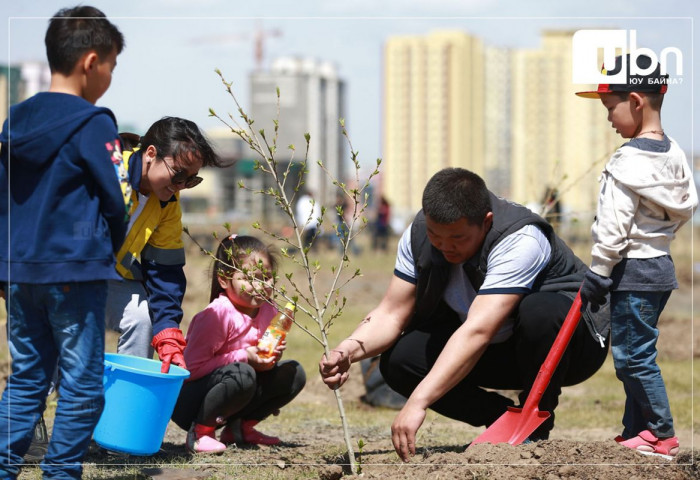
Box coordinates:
[171,234,306,454]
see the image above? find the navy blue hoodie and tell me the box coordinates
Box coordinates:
[0,92,128,284]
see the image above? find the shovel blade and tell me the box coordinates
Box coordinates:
[469,406,551,447]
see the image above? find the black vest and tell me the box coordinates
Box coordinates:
[409,192,609,343]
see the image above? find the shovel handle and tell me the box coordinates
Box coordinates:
[521,291,582,414]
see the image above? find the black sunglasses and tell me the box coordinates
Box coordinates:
[162,158,203,189]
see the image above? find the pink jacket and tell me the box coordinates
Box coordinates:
[183,294,277,381]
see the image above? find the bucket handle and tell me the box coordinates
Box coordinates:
[103,362,118,389]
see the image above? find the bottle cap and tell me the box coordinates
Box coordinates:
[284,302,295,311]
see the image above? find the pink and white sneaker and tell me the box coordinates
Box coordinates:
[618,430,679,460]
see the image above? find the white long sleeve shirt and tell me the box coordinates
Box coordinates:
[590,136,698,277]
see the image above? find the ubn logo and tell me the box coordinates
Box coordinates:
[572,30,683,84]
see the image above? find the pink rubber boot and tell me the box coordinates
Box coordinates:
[219,421,238,446]
[241,420,280,446]
[186,423,227,454]
[219,419,281,446]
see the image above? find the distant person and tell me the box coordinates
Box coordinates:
[373,195,391,252]
[171,235,306,453]
[295,189,322,251]
[577,54,698,459]
[0,6,127,479]
[541,187,561,228]
[320,168,609,462]
[106,116,225,373]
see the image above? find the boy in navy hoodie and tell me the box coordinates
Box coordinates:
[0,6,127,479]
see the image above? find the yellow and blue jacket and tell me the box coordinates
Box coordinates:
[117,148,186,335]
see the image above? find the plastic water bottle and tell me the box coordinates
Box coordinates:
[257,302,295,358]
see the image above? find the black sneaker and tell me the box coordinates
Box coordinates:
[23,415,49,463]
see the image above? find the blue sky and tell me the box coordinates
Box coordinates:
[1,1,697,164]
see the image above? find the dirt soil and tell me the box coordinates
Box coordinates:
[82,376,700,480]
[83,435,700,480]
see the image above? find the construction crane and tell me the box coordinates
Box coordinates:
[253,23,282,70]
[190,21,283,71]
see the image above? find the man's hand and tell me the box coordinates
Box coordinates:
[580,270,613,313]
[391,399,427,462]
[151,328,187,373]
[319,348,352,390]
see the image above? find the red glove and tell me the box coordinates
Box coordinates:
[151,328,187,373]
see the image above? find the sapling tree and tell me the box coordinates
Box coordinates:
[198,69,380,474]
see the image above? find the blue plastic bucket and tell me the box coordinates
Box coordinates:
[93,353,190,455]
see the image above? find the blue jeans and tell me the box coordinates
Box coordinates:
[0,282,107,480]
[611,290,674,439]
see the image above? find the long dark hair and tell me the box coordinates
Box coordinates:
[45,6,125,75]
[140,117,223,168]
[120,117,225,169]
[209,235,277,302]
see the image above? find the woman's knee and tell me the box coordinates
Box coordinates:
[123,305,151,333]
[113,299,151,340]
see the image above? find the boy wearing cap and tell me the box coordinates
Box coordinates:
[577,54,697,459]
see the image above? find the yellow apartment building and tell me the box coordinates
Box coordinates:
[383,31,484,223]
[511,30,619,227]
[382,29,620,231]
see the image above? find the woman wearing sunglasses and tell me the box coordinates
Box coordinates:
[107,116,225,373]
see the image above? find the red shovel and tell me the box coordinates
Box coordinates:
[470,290,583,446]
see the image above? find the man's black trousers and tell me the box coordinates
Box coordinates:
[379,291,608,439]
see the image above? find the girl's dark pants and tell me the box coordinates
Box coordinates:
[171,360,306,430]
[379,291,608,440]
